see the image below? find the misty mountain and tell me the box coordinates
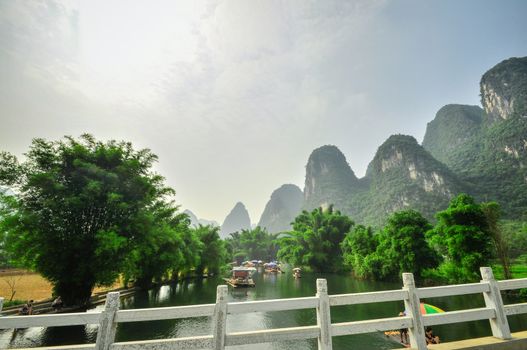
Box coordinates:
[422,104,484,169]
[220,202,251,238]
[183,209,219,228]
[257,184,303,233]
[303,145,362,211]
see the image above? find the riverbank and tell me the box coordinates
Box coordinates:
[0,269,217,315]
[0,269,122,304]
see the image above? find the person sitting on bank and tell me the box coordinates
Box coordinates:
[52,296,63,311]
[425,326,440,344]
[398,311,409,344]
[18,304,30,315]
[27,300,34,315]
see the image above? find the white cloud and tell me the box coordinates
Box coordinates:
[6,0,518,223]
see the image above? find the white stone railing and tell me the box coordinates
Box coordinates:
[1,266,527,350]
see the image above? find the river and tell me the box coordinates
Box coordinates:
[3,270,527,349]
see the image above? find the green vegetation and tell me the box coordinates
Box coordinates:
[482,202,511,279]
[422,104,484,170]
[426,194,493,283]
[225,227,278,263]
[303,57,527,227]
[277,206,354,272]
[493,257,527,280]
[480,56,527,118]
[303,145,360,212]
[422,57,527,220]
[194,225,228,275]
[341,225,376,278]
[3,299,25,308]
[359,135,465,226]
[345,210,438,281]
[0,135,228,306]
[284,194,520,284]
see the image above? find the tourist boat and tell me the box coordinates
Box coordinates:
[224,267,256,288]
[264,262,282,273]
[293,267,301,278]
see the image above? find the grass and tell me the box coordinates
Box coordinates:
[492,255,527,280]
[0,269,122,303]
[3,299,25,308]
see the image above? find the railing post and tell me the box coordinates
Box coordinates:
[480,267,511,339]
[95,292,120,350]
[316,279,333,350]
[0,297,4,314]
[212,285,228,350]
[402,273,427,350]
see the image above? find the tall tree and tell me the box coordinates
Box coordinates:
[481,202,512,279]
[374,210,438,280]
[277,206,354,272]
[194,225,227,275]
[341,225,378,278]
[225,231,244,264]
[225,227,278,262]
[122,202,189,289]
[239,227,276,261]
[0,135,173,305]
[427,194,493,283]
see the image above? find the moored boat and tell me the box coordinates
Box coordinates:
[224,267,256,288]
[263,262,282,273]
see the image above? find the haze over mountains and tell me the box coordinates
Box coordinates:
[205,56,527,234]
[219,202,251,238]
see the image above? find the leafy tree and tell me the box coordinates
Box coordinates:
[175,225,204,278]
[225,231,245,264]
[277,206,354,272]
[427,194,493,283]
[343,211,438,281]
[225,227,278,263]
[341,225,377,278]
[194,225,227,275]
[0,135,173,305]
[122,202,189,289]
[374,210,438,280]
[239,227,276,261]
[501,221,527,259]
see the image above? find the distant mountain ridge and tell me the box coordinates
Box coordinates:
[183,209,219,228]
[219,57,527,231]
[297,56,527,226]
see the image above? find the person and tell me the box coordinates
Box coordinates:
[425,326,440,344]
[27,300,34,315]
[18,304,29,315]
[52,296,63,311]
[399,311,409,344]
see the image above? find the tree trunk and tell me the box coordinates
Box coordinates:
[53,280,94,308]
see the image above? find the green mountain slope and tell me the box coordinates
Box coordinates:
[359,135,466,225]
[422,104,484,170]
[299,57,527,225]
[303,145,361,211]
[423,57,527,218]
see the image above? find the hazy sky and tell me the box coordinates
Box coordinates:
[1,0,526,224]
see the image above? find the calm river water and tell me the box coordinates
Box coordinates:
[3,270,527,349]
